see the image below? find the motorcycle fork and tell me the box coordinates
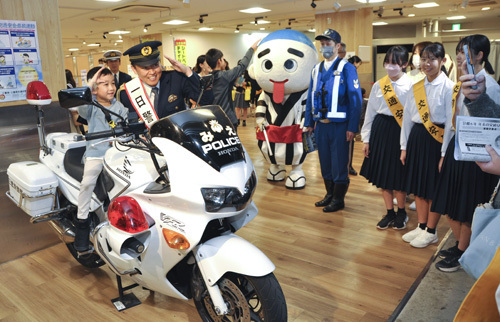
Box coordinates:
[194,250,229,315]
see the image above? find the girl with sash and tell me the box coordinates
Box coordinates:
[360,46,413,230]
[430,35,500,272]
[400,43,455,248]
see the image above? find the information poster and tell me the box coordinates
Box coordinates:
[0,20,42,103]
[174,39,187,66]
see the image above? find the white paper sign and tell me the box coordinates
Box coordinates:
[455,116,500,162]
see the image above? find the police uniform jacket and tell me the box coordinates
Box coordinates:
[120,70,200,119]
[304,57,362,133]
[116,71,132,90]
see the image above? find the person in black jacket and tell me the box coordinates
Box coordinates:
[104,50,132,97]
[119,41,199,120]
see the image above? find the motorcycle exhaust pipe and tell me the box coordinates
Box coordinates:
[47,219,75,244]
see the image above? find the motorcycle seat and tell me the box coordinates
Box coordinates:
[63,147,112,203]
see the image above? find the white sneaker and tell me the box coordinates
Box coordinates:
[410,230,438,248]
[402,227,425,243]
[409,201,416,211]
[393,197,397,206]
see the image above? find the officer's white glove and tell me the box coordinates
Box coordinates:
[256,117,268,132]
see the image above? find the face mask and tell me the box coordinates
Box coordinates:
[320,46,334,59]
[413,54,421,69]
[384,64,401,78]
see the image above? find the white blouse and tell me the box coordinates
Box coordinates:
[361,73,413,143]
[400,72,455,155]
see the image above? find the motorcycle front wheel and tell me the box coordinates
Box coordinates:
[191,266,287,321]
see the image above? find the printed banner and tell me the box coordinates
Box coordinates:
[0,20,43,103]
[174,39,187,66]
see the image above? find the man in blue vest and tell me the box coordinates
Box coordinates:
[303,29,362,212]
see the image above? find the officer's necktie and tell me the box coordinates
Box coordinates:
[151,87,159,112]
[114,74,119,89]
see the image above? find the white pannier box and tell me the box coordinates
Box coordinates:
[6,161,58,217]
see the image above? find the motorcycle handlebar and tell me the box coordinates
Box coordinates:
[84,122,147,141]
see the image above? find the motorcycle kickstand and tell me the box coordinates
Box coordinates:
[110,275,141,311]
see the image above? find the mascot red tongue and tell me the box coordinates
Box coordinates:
[271,79,288,104]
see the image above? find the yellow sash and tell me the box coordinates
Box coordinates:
[380,75,404,127]
[451,81,461,130]
[413,79,444,143]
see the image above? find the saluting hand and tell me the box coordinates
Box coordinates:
[164,54,193,77]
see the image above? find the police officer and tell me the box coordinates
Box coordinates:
[119,41,200,119]
[304,29,362,212]
[103,50,132,96]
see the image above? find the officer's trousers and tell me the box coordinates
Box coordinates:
[315,121,349,184]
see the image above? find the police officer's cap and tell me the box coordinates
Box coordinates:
[123,41,162,67]
[315,29,341,43]
[103,50,122,61]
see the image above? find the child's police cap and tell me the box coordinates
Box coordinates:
[123,41,162,67]
[103,50,122,61]
[315,29,341,43]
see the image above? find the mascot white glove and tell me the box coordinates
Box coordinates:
[256,116,269,132]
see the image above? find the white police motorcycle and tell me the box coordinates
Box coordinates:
[6,81,287,321]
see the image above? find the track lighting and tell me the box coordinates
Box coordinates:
[288,18,295,26]
[235,24,242,33]
[198,14,208,24]
[311,0,317,8]
[102,32,108,39]
[143,24,151,33]
[375,7,384,18]
[393,8,403,16]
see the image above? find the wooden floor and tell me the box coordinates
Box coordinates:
[0,115,448,321]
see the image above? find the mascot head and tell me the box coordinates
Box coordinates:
[249,29,318,104]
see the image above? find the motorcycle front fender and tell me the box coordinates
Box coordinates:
[195,234,275,287]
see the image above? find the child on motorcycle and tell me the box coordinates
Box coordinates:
[74,66,129,252]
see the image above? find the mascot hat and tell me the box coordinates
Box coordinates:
[259,29,316,51]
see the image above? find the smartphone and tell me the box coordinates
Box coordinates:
[463,44,478,89]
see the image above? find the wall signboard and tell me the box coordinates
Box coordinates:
[0,20,43,103]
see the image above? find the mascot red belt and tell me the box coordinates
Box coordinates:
[249,29,318,189]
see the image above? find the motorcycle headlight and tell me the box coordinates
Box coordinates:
[201,172,256,212]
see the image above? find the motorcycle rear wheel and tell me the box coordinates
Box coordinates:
[191,266,287,321]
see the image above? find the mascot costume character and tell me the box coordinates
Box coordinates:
[249,29,318,189]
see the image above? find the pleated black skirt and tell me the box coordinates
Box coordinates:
[431,135,499,223]
[360,114,406,191]
[405,123,443,200]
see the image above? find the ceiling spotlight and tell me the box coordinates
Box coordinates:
[143,24,151,32]
[198,14,208,24]
[235,24,242,33]
[102,32,108,39]
[254,16,263,24]
[288,18,296,26]
[82,40,86,44]
[376,7,384,18]
[333,2,341,10]
[311,0,317,8]
[393,8,403,16]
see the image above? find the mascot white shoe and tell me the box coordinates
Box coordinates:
[267,164,286,182]
[249,29,318,190]
[286,164,306,189]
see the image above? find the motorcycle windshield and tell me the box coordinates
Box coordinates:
[150,105,245,172]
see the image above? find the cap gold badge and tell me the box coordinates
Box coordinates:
[168,94,177,103]
[141,46,152,56]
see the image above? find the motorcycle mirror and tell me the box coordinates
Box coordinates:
[58,87,92,109]
[26,81,52,106]
[195,74,214,107]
